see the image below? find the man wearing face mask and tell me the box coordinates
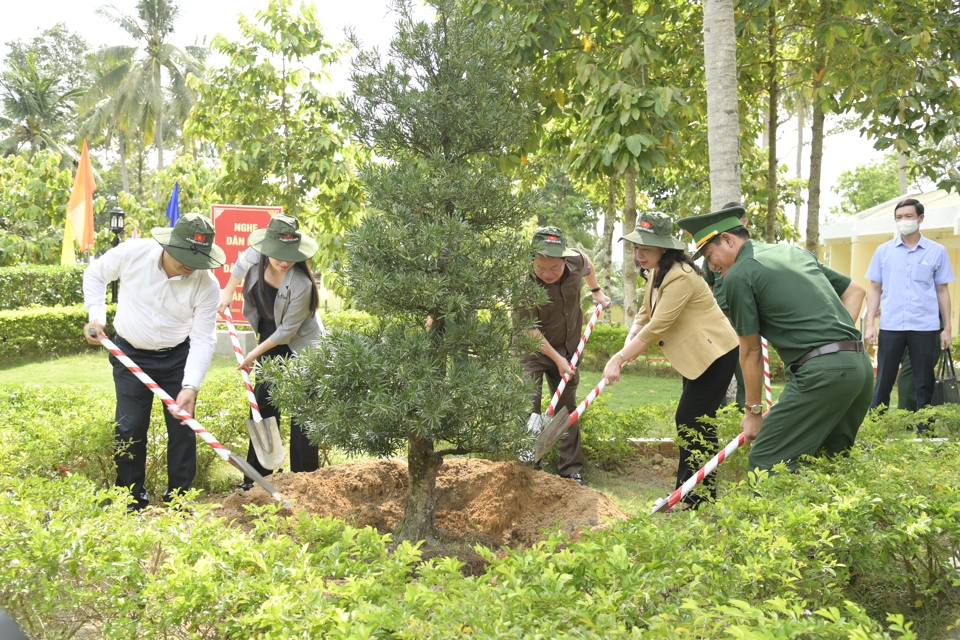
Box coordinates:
[863,198,954,414]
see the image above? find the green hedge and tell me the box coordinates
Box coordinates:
[320,308,376,332]
[0,264,86,310]
[0,304,116,360]
[0,306,376,361]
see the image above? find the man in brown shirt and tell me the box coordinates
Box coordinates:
[521,226,610,484]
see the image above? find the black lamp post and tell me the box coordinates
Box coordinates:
[108,205,125,302]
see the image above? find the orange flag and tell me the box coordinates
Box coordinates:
[61,140,97,265]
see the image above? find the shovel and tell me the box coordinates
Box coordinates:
[529,303,603,432]
[221,310,284,470]
[532,406,571,463]
[532,344,622,463]
[88,329,290,506]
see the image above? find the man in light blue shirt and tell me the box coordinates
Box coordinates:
[864,198,954,412]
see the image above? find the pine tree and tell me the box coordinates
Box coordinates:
[265,0,543,543]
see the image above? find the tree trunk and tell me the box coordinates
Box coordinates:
[137,144,144,198]
[156,106,164,172]
[794,99,804,231]
[764,3,779,243]
[898,151,908,195]
[806,102,825,254]
[395,433,443,543]
[119,130,129,194]
[703,0,741,210]
[601,174,617,324]
[622,166,638,324]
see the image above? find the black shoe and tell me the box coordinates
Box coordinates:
[237,481,255,491]
[126,490,150,513]
[562,473,585,486]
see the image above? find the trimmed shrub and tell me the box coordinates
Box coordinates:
[4,394,960,636]
[0,304,115,360]
[0,264,86,310]
[0,444,935,638]
[541,395,676,469]
[0,370,250,498]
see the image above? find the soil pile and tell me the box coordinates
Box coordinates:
[213,458,627,546]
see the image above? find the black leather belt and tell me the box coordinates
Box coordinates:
[116,335,189,353]
[795,341,864,367]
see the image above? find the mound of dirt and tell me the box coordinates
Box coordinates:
[213,458,627,546]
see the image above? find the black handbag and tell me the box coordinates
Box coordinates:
[932,347,960,406]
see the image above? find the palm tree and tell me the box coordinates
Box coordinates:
[83,0,205,171]
[702,0,742,210]
[0,53,83,161]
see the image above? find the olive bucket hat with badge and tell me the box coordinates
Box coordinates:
[248,215,319,263]
[620,211,686,251]
[152,213,226,270]
[532,226,579,258]
[675,204,747,259]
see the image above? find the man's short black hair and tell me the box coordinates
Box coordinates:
[894,198,924,217]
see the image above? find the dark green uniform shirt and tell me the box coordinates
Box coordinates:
[704,267,727,312]
[724,241,860,366]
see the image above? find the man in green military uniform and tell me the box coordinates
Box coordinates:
[702,202,748,408]
[678,206,874,471]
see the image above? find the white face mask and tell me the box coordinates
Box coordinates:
[896,219,919,236]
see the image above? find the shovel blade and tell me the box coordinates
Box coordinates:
[534,406,570,463]
[246,416,285,470]
[651,497,672,514]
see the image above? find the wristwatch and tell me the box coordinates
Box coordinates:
[590,287,602,293]
[745,403,763,415]
[181,384,199,394]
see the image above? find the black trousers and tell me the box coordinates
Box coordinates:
[872,329,939,410]
[244,370,319,481]
[110,336,195,509]
[525,354,583,476]
[675,347,739,506]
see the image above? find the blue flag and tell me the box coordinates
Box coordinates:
[165,181,180,227]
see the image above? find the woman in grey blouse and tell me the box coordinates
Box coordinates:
[219,215,325,488]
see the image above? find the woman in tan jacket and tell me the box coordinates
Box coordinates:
[603,212,738,508]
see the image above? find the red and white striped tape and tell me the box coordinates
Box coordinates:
[652,339,776,514]
[547,303,603,418]
[567,358,622,426]
[89,330,287,505]
[652,432,744,514]
[651,406,771,514]
[221,309,264,423]
[761,337,773,408]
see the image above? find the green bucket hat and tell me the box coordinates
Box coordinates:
[532,226,578,258]
[676,205,747,258]
[248,215,318,263]
[152,213,226,270]
[620,212,686,250]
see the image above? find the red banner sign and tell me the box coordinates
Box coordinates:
[211,204,283,324]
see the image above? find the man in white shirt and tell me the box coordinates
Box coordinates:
[83,213,225,511]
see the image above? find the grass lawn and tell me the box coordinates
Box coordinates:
[0,351,238,391]
[0,353,800,411]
